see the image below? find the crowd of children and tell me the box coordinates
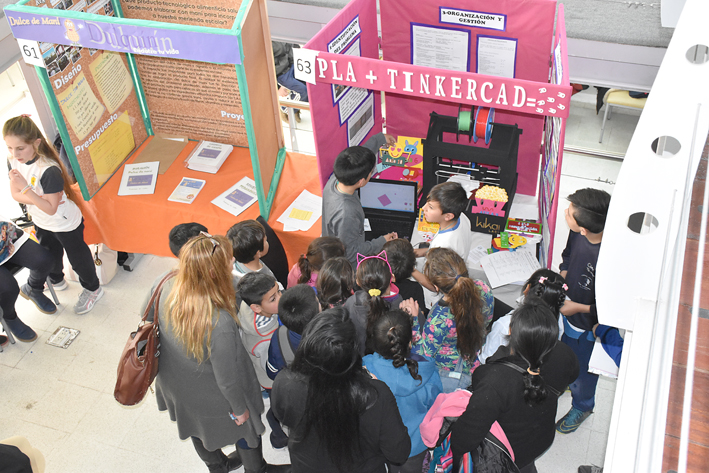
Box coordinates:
[3,118,619,473]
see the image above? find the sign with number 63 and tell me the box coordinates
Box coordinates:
[292,48,318,85]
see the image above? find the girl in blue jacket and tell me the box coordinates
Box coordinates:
[364,309,443,473]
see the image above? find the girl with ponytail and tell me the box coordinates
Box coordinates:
[363,310,442,473]
[4,116,103,315]
[479,268,568,364]
[412,247,494,391]
[316,256,355,309]
[287,236,345,288]
[343,250,419,356]
[450,299,579,472]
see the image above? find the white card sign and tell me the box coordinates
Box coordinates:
[17,39,45,68]
[293,48,318,85]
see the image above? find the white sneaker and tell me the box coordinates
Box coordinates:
[74,287,104,314]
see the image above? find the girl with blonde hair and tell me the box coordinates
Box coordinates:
[3,115,101,315]
[152,233,288,473]
[412,247,494,392]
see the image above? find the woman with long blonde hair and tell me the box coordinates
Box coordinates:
[411,247,494,392]
[152,233,288,473]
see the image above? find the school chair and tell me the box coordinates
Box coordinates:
[599,89,648,143]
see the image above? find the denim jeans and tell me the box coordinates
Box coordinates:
[562,332,599,412]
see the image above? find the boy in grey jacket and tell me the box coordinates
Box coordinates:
[322,133,398,268]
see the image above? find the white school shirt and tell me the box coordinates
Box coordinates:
[430,212,473,260]
[10,156,82,232]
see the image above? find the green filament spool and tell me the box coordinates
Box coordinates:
[458,110,472,132]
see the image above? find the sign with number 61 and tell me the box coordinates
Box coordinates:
[17,39,46,68]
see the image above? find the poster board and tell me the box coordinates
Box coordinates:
[538,4,570,267]
[5,0,285,217]
[379,0,557,198]
[118,0,249,147]
[18,0,148,198]
[303,0,382,188]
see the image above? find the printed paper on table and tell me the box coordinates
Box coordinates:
[117,161,159,196]
[277,190,322,232]
[211,176,258,217]
[168,177,206,204]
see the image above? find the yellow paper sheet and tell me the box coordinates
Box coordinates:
[89,52,134,114]
[56,71,104,140]
[88,112,135,185]
[289,208,313,221]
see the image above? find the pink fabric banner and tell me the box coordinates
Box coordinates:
[311,53,571,118]
[304,0,382,189]
[379,0,559,196]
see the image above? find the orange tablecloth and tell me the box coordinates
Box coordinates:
[77,138,322,267]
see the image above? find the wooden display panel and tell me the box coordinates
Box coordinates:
[239,0,283,194]
[118,0,249,147]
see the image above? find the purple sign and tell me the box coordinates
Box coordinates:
[226,188,252,206]
[5,10,241,64]
[197,148,221,159]
[127,175,153,186]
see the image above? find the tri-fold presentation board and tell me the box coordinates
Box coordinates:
[300,0,571,267]
[4,0,285,218]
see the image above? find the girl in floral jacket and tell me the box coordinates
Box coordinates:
[412,248,493,391]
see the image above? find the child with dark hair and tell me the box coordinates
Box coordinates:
[287,236,345,288]
[322,134,399,268]
[413,247,494,392]
[168,222,208,257]
[556,187,611,434]
[265,284,321,449]
[227,220,277,285]
[271,307,411,472]
[363,310,442,473]
[450,299,579,472]
[384,239,427,320]
[267,284,321,380]
[416,181,472,261]
[316,256,355,310]
[479,268,568,364]
[343,250,412,356]
[236,272,281,390]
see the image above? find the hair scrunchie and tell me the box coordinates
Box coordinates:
[368,288,381,297]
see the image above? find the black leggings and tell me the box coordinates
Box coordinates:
[36,220,99,292]
[0,239,53,320]
[191,436,251,464]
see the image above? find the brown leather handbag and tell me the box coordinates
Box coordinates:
[114,271,177,406]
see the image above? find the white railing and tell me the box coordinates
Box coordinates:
[278,97,310,153]
[596,0,709,471]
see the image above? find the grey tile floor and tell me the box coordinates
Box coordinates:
[0,88,636,471]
